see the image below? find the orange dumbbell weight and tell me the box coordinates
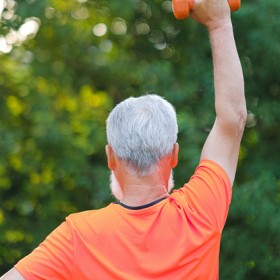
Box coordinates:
[172,0,241,20]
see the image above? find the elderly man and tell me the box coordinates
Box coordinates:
[1,0,247,279]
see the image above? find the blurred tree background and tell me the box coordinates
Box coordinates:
[0,0,279,278]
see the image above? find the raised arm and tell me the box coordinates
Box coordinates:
[192,0,247,185]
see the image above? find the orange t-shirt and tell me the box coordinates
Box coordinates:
[15,160,232,280]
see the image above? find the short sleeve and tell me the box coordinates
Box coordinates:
[171,160,232,232]
[15,217,74,280]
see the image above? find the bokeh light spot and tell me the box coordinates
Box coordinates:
[111,18,127,35]
[18,17,41,40]
[93,23,107,37]
[0,36,12,53]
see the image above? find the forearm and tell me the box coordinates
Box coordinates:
[209,22,247,125]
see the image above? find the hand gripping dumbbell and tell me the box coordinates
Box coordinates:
[172,0,241,20]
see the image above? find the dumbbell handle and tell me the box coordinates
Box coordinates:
[173,0,241,20]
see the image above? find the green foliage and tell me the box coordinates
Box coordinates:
[0,0,279,278]
[221,174,280,279]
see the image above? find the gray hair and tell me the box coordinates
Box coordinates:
[106,94,178,177]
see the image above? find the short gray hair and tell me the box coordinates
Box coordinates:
[106,94,178,176]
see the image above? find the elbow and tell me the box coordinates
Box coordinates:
[217,106,247,133]
[237,108,247,132]
[231,107,247,133]
[234,105,247,125]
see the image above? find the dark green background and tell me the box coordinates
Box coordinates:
[0,0,279,278]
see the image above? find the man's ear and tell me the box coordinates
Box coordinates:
[171,143,179,168]
[105,145,116,170]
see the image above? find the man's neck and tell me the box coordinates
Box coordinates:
[118,168,173,207]
[120,182,169,207]
[110,156,174,206]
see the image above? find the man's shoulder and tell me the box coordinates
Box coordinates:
[170,159,231,204]
[178,159,231,189]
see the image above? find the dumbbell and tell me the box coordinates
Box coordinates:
[172,0,241,20]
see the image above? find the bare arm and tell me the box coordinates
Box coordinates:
[192,0,247,185]
[0,268,24,280]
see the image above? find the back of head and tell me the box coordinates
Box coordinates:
[106,94,178,176]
